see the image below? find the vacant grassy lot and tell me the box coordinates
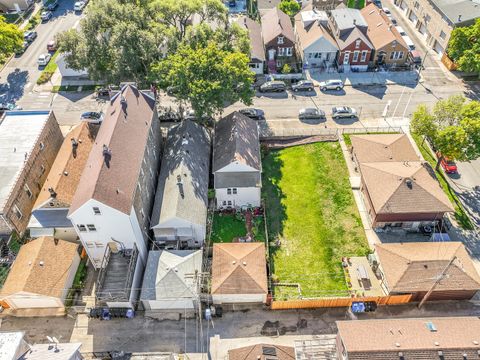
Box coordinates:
[211,213,247,243]
[263,142,369,299]
[347,0,365,8]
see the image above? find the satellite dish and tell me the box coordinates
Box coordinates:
[52,337,59,344]
[46,336,54,343]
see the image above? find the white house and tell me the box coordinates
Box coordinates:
[213,112,262,210]
[56,53,89,78]
[151,120,210,248]
[236,16,265,75]
[67,84,162,308]
[140,249,202,319]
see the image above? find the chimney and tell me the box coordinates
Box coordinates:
[71,138,78,158]
[48,187,57,198]
[405,178,413,189]
[353,18,356,25]
[103,144,112,168]
[177,175,184,199]
[458,14,462,22]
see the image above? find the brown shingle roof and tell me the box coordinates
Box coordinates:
[350,134,419,163]
[236,16,266,62]
[375,242,480,293]
[34,122,97,210]
[294,12,337,51]
[211,243,267,295]
[228,344,295,360]
[69,85,156,215]
[213,112,261,172]
[361,3,408,50]
[360,161,453,214]
[337,317,480,353]
[261,7,295,45]
[0,237,78,299]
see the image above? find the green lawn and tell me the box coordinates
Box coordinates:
[347,0,365,9]
[211,213,247,243]
[412,133,474,230]
[263,142,369,300]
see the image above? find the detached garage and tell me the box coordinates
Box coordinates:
[0,236,80,314]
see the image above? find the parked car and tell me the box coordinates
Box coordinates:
[409,50,422,66]
[15,41,30,55]
[319,79,344,91]
[46,0,58,10]
[74,1,86,11]
[238,108,265,120]
[299,108,325,120]
[37,53,52,66]
[40,10,53,22]
[96,87,110,97]
[332,106,357,119]
[395,25,407,37]
[402,35,416,51]
[47,40,56,52]
[0,103,22,116]
[259,81,286,93]
[292,80,314,92]
[24,30,37,43]
[436,152,457,174]
[80,111,103,124]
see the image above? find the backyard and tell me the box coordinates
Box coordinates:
[262,142,369,300]
[210,212,266,243]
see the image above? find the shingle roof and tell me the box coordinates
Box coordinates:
[350,134,419,163]
[0,237,78,299]
[375,242,480,293]
[151,120,210,228]
[360,161,453,214]
[330,8,367,30]
[331,24,373,50]
[294,11,338,51]
[141,250,202,301]
[68,85,156,216]
[228,344,295,360]
[261,7,295,45]
[337,317,480,353]
[213,112,261,172]
[236,16,266,62]
[361,4,408,51]
[34,122,97,210]
[211,243,267,295]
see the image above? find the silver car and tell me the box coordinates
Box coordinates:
[332,106,357,120]
[299,108,325,120]
[319,80,344,91]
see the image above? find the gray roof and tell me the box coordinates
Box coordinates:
[330,8,368,30]
[214,172,261,188]
[140,250,202,301]
[432,0,480,26]
[213,112,261,172]
[151,121,210,228]
[236,16,266,62]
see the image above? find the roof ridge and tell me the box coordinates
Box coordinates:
[376,243,412,262]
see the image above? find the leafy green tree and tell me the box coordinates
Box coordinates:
[448,19,480,74]
[432,94,465,126]
[0,16,23,60]
[281,63,292,74]
[411,104,436,144]
[278,0,300,17]
[150,42,254,119]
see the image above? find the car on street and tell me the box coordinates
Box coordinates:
[319,79,344,91]
[46,0,58,10]
[15,41,30,55]
[409,50,422,66]
[395,25,407,37]
[96,87,110,97]
[0,103,22,116]
[37,53,52,66]
[382,7,396,24]
[332,106,357,120]
[299,108,325,120]
[238,108,265,120]
[40,10,53,22]
[74,1,86,11]
[24,30,37,43]
[436,152,458,174]
[291,80,314,92]
[80,111,103,123]
[259,81,286,93]
[401,34,416,51]
[47,40,57,52]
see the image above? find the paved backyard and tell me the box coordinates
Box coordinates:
[262,142,369,300]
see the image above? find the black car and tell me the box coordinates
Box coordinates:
[238,108,265,120]
[46,0,58,10]
[24,31,37,43]
[291,80,314,92]
[96,87,110,97]
[40,11,53,22]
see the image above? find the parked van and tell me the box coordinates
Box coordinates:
[259,81,286,93]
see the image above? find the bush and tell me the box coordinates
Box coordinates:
[36,71,54,84]
[281,63,292,74]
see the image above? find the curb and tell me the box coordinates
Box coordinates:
[0,54,14,74]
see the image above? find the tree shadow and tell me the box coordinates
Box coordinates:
[4,69,28,103]
[351,84,387,99]
[457,187,480,228]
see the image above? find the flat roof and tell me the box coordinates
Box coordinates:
[0,331,27,360]
[432,0,480,26]
[0,111,51,210]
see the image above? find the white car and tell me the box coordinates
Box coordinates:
[74,1,86,11]
[402,35,416,51]
[37,53,51,66]
[395,25,407,36]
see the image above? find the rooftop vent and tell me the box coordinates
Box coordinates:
[48,187,57,198]
[262,346,276,356]
[39,261,44,266]
[243,261,247,266]
[406,178,413,188]
[458,14,462,22]
[435,342,440,347]
[395,343,401,347]
[103,145,112,168]
[71,138,79,158]
[232,261,236,265]
[426,322,437,332]
[177,175,184,199]
[473,341,479,345]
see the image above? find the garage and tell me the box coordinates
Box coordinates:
[433,40,444,55]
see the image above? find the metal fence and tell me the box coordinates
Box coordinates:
[260,126,403,140]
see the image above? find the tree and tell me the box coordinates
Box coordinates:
[0,16,23,61]
[150,42,254,119]
[448,19,480,74]
[411,104,436,144]
[281,63,292,74]
[278,0,300,17]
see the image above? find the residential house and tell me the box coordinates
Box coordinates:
[311,0,344,10]
[257,0,281,14]
[151,120,210,248]
[329,7,374,71]
[28,122,97,241]
[0,0,32,12]
[236,16,265,75]
[361,4,409,66]
[68,84,161,308]
[261,8,296,72]
[374,242,480,301]
[395,0,480,55]
[336,317,480,359]
[0,110,63,238]
[294,6,339,69]
[211,242,268,304]
[213,112,261,210]
[56,53,89,78]
[228,344,295,360]
[140,249,202,319]
[0,236,80,313]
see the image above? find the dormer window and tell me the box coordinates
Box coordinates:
[278,36,284,44]
[355,40,361,49]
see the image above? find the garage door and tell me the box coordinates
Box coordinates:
[433,40,444,55]
[409,11,418,23]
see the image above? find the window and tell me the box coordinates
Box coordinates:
[13,205,22,219]
[439,30,446,40]
[77,224,87,232]
[222,201,227,205]
[227,188,232,195]
[398,51,404,59]
[278,36,284,44]
[94,242,104,248]
[353,51,360,62]
[233,188,237,195]
[85,242,94,248]
[425,14,431,23]
[355,40,361,49]
[93,207,101,215]
[276,60,282,68]
[414,1,419,9]
[39,142,45,151]
[87,224,96,231]
[390,51,404,60]
[286,47,292,56]
[24,184,32,199]
[361,50,368,62]
[227,200,232,206]
[278,47,285,56]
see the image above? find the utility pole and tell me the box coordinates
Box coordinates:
[418,256,457,309]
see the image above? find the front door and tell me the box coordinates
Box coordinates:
[343,52,350,65]
[268,49,276,61]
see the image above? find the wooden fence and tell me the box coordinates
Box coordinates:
[270,294,412,310]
